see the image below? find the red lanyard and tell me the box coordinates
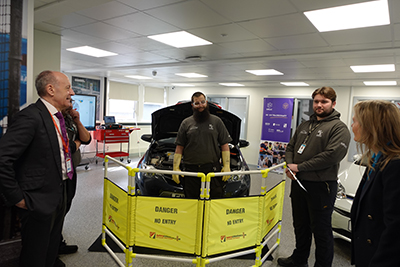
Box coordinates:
[49,111,70,154]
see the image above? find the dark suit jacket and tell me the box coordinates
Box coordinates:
[0,99,64,217]
[351,158,400,267]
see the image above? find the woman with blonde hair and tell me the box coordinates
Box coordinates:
[350,100,400,267]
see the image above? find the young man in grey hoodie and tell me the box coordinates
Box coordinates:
[278,87,350,267]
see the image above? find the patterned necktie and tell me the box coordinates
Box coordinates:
[55,111,74,179]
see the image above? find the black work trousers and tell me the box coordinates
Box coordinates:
[182,162,225,199]
[18,180,67,267]
[290,179,337,267]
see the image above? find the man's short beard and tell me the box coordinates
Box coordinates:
[193,105,210,122]
[315,107,333,119]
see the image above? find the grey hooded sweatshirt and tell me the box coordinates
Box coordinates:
[286,109,350,182]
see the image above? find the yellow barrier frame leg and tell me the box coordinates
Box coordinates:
[102,157,109,249]
[260,169,270,196]
[254,244,263,267]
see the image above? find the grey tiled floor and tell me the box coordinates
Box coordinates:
[60,155,351,266]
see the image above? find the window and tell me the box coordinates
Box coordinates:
[142,103,165,122]
[108,99,137,122]
[208,96,248,139]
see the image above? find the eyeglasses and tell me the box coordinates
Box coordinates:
[193,100,206,106]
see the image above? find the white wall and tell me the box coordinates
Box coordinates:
[26,0,34,105]
[32,29,61,103]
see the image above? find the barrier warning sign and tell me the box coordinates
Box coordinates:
[103,179,129,246]
[262,181,285,237]
[204,196,260,256]
[134,196,203,254]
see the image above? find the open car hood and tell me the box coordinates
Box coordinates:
[151,102,241,145]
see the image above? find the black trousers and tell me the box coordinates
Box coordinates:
[18,180,67,267]
[60,172,77,244]
[182,163,225,199]
[290,179,337,267]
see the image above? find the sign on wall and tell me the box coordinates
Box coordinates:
[261,98,293,142]
[259,98,293,171]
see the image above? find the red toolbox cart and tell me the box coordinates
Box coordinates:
[94,128,139,164]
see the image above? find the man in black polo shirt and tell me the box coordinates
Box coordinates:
[172,92,231,199]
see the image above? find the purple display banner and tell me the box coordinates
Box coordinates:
[261,98,293,143]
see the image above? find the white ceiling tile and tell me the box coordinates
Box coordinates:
[189,24,259,43]
[90,41,143,55]
[60,29,107,45]
[266,33,328,50]
[219,39,277,54]
[389,0,400,23]
[117,36,172,51]
[394,24,400,40]
[42,12,96,28]
[145,1,229,29]
[61,39,82,50]
[72,22,138,41]
[239,13,316,38]
[105,12,179,36]
[330,42,395,54]
[299,59,347,68]
[262,60,307,70]
[201,0,296,21]
[181,44,242,59]
[343,55,396,65]
[34,2,78,23]
[76,1,138,20]
[117,0,182,10]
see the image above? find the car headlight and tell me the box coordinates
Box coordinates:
[228,174,244,182]
[336,181,346,199]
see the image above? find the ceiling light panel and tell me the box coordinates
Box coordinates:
[66,46,117,57]
[304,0,390,32]
[363,81,396,85]
[148,31,212,48]
[172,83,195,87]
[280,82,309,86]
[125,75,153,80]
[350,64,395,73]
[175,73,208,78]
[219,83,244,87]
[245,69,284,75]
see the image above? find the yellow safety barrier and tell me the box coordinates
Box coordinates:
[101,155,287,267]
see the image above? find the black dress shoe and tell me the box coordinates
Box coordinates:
[59,240,78,255]
[277,256,308,267]
[53,257,66,267]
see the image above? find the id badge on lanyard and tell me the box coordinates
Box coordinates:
[66,157,72,173]
[297,144,306,154]
[298,122,320,155]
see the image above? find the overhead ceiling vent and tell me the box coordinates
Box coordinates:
[185,56,202,61]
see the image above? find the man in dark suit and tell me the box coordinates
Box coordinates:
[0,70,75,267]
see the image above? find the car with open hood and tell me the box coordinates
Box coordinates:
[135,101,251,198]
[332,155,365,242]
